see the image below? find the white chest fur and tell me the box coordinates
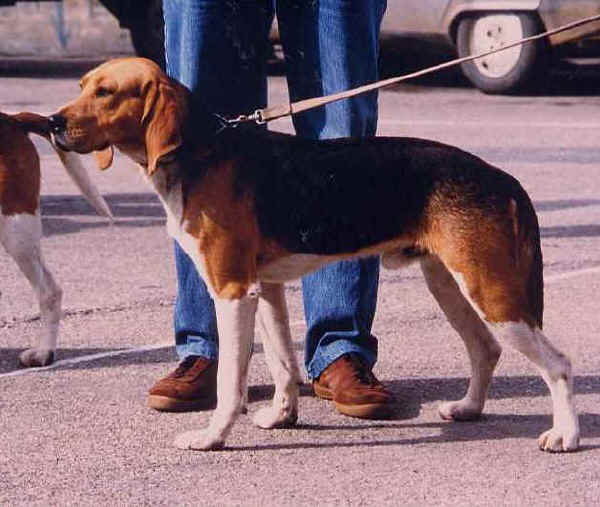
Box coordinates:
[143,165,215,298]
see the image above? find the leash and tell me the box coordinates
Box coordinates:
[224,12,600,127]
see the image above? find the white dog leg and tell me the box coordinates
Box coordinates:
[174,296,257,450]
[490,322,579,452]
[421,257,501,420]
[1,213,62,367]
[252,283,301,429]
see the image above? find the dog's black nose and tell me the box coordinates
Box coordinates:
[48,114,66,133]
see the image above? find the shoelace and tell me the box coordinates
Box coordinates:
[172,355,203,378]
[345,354,379,386]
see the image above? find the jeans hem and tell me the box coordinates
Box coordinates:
[175,334,218,361]
[306,340,377,380]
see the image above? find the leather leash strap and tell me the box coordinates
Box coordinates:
[228,12,600,126]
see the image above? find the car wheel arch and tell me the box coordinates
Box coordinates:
[447,6,544,44]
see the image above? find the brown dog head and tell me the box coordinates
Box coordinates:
[51,57,189,176]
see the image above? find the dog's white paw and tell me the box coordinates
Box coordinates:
[173,430,224,451]
[538,427,580,453]
[18,348,55,368]
[438,399,482,421]
[252,405,298,429]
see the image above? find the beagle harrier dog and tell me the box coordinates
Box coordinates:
[1,111,112,367]
[50,57,579,452]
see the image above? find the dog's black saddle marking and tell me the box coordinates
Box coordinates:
[190,124,526,257]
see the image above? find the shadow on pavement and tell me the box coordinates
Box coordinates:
[541,225,600,239]
[3,343,599,450]
[40,192,166,237]
[41,192,163,217]
[41,217,165,237]
[3,343,598,403]
[0,340,302,375]
[0,346,173,374]
[228,411,600,452]
[0,58,109,78]
[535,198,600,212]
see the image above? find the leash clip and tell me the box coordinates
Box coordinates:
[228,110,266,126]
[250,109,266,125]
[214,109,266,134]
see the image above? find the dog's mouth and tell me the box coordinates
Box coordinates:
[51,132,71,151]
[52,130,109,155]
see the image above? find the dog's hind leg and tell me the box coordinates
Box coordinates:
[174,296,257,450]
[253,283,301,429]
[443,256,579,452]
[0,213,62,367]
[487,322,579,452]
[420,255,502,421]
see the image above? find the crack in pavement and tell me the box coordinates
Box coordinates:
[0,296,176,330]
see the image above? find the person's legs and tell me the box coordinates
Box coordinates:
[149,0,273,410]
[277,0,387,379]
[165,0,273,360]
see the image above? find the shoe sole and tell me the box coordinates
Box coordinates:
[147,395,216,412]
[333,401,391,419]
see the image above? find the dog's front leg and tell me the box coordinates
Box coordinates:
[253,283,301,429]
[174,296,257,450]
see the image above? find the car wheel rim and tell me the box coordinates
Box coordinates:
[468,14,524,78]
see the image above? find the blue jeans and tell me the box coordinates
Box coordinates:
[164,0,387,379]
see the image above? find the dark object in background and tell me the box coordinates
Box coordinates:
[0,0,166,69]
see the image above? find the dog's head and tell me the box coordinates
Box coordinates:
[50,57,188,175]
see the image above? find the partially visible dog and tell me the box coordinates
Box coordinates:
[0,111,112,367]
[51,57,579,452]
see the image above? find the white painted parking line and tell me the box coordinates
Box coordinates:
[1,267,598,379]
[0,342,171,379]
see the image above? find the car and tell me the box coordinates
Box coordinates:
[382,1,600,93]
[2,1,599,95]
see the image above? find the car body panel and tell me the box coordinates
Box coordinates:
[382,0,600,46]
[443,1,541,39]
[539,0,600,44]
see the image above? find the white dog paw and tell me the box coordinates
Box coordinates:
[173,430,224,451]
[252,406,298,429]
[438,399,482,421]
[538,427,580,453]
[18,348,55,368]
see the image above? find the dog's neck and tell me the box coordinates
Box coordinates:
[137,91,261,223]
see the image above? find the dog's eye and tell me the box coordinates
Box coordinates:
[95,87,113,98]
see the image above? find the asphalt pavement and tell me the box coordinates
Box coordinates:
[1,60,600,506]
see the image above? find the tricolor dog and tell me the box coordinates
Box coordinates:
[50,57,579,452]
[0,111,112,367]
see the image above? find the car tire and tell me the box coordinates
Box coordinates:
[129,0,165,70]
[456,12,546,94]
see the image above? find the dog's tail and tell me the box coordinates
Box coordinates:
[8,111,52,138]
[53,148,113,220]
[10,112,113,221]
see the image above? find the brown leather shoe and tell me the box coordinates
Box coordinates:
[148,356,217,412]
[313,353,393,419]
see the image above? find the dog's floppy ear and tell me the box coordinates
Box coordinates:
[94,146,114,170]
[143,80,185,175]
